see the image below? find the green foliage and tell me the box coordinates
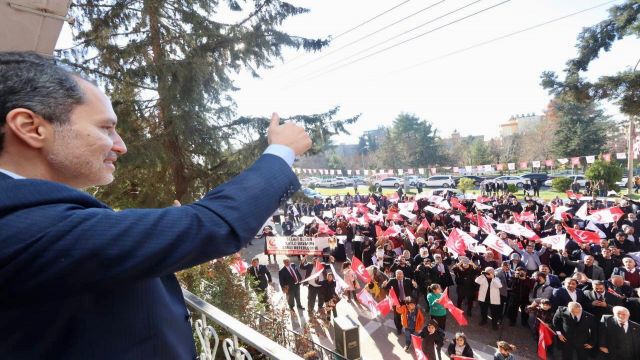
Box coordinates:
[457,177,475,194]
[377,113,443,168]
[552,177,574,192]
[60,1,358,207]
[541,1,640,115]
[549,97,611,158]
[368,184,377,193]
[585,159,624,191]
[507,184,518,194]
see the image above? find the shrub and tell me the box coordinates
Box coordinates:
[507,184,518,193]
[457,177,475,194]
[552,177,573,192]
[585,159,624,191]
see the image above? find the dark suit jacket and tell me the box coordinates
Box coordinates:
[598,315,640,359]
[551,287,586,309]
[0,154,298,359]
[583,290,618,319]
[384,278,416,303]
[248,264,272,290]
[552,307,596,347]
[278,263,303,288]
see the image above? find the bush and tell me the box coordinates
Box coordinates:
[585,159,624,191]
[308,183,316,190]
[552,177,573,192]
[368,184,377,193]
[507,184,518,193]
[457,177,475,194]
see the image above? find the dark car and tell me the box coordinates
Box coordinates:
[521,173,549,184]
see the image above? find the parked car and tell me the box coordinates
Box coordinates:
[374,177,404,187]
[404,175,422,186]
[521,173,549,184]
[316,178,340,188]
[349,176,366,185]
[421,175,456,188]
[616,177,629,187]
[458,175,484,186]
[334,176,354,186]
[493,175,530,188]
[302,187,323,199]
[543,175,586,187]
[301,177,321,186]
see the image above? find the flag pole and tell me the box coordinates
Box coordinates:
[628,117,635,194]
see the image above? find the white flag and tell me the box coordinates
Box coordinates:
[541,234,566,251]
[469,224,479,234]
[585,155,595,164]
[363,169,369,175]
[356,170,361,175]
[557,158,569,164]
[474,202,493,210]
[418,168,425,175]
[532,161,541,168]
[508,163,515,170]
[483,234,513,256]
[575,202,588,219]
[397,169,404,175]
[495,223,537,239]
[424,205,444,214]
[585,221,606,238]
[347,170,352,175]
[616,152,627,160]
[465,166,473,172]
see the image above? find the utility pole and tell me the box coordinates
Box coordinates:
[628,117,635,194]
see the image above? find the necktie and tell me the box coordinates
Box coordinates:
[398,281,406,300]
[254,267,258,278]
[289,266,298,283]
[621,322,627,332]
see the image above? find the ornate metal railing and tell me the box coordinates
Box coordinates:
[182,288,303,360]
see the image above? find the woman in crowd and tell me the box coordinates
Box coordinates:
[446,332,474,358]
[494,341,516,360]
[341,261,359,301]
[320,273,338,321]
[427,283,447,330]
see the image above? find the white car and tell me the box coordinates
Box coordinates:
[374,177,404,187]
[334,176,354,186]
[316,178,340,188]
[616,177,629,187]
[404,175,422,186]
[544,175,587,187]
[493,175,530,188]
[421,175,456,188]
[300,177,320,186]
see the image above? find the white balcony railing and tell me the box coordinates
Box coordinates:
[182,288,303,360]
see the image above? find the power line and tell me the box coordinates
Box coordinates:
[284,0,414,65]
[393,0,620,74]
[291,0,447,71]
[301,0,512,82]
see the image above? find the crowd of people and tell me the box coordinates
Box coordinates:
[247,185,640,359]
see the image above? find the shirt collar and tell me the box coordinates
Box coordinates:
[0,168,25,179]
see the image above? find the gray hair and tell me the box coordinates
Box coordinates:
[0,52,84,153]
[567,301,582,311]
[612,306,629,316]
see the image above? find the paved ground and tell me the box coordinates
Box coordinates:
[239,233,538,360]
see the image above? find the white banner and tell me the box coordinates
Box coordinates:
[265,236,330,255]
[532,161,541,168]
[484,164,492,172]
[557,158,569,164]
[347,170,352,175]
[616,152,627,160]
[418,168,425,175]
[397,169,404,175]
[465,166,472,172]
[585,155,595,164]
[424,205,444,214]
[508,163,515,170]
[363,169,369,175]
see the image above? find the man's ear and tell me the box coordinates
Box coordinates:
[4,108,52,149]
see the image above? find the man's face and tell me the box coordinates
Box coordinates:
[615,310,630,323]
[584,256,594,266]
[396,271,404,281]
[623,258,636,268]
[539,265,550,274]
[251,259,258,267]
[617,234,626,243]
[566,280,577,292]
[526,245,534,254]
[570,306,582,317]
[44,80,127,188]
[595,284,605,294]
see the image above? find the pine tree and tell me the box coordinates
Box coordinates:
[550,97,611,158]
[58,0,357,207]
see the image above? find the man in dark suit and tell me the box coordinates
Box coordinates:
[278,258,305,310]
[383,269,418,334]
[584,280,618,320]
[552,302,597,360]
[0,52,312,359]
[598,307,640,360]
[552,278,586,309]
[247,258,272,303]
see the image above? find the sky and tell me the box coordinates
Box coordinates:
[56,0,640,144]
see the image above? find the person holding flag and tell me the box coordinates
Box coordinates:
[446,332,475,359]
[395,297,425,351]
[417,319,445,360]
[427,284,448,330]
[383,269,418,334]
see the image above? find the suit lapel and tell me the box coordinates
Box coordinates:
[0,172,11,181]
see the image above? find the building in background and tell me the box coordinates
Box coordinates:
[499,113,543,137]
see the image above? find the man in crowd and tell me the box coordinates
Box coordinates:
[552,278,585,309]
[509,240,546,276]
[279,258,306,311]
[598,306,640,360]
[552,302,596,360]
[383,269,418,334]
[248,258,273,304]
[563,253,605,281]
[0,52,311,358]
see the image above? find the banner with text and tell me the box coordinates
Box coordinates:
[266,236,330,255]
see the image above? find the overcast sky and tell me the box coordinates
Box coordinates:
[57,0,640,144]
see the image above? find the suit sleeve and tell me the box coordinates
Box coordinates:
[2,154,298,298]
[264,266,273,283]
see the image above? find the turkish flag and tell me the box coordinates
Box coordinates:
[388,287,401,307]
[571,157,581,165]
[476,196,491,203]
[513,212,522,223]
[376,298,391,317]
[387,212,404,222]
[564,226,601,244]
[317,223,336,235]
[446,229,467,256]
[538,320,554,360]
[357,288,379,315]
[450,197,467,212]
[436,288,469,326]
[525,223,541,240]
[420,218,431,230]
[411,335,428,360]
[383,225,401,237]
[587,207,624,223]
[482,234,513,256]
[351,257,372,283]
[545,159,554,167]
[496,163,504,171]
[477,214,495,234]
[520,161,528,169]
